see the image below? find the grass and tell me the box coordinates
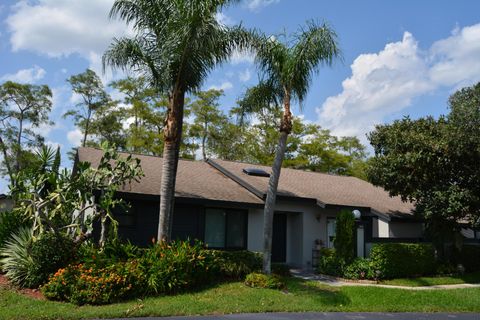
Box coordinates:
[1,277,480,320]
[380,271,480,287]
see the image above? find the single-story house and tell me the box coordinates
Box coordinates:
[76,147,478,268]
[0,194,13,213]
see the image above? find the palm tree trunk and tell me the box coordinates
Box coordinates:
[262,90,292,274]
[262,131,288,274]
[157,89,185,242]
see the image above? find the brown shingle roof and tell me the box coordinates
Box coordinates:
[76,147,414,217]
[76,148,263,205]
[209,159,414,217]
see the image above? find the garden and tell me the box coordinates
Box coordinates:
[317,210,480,284]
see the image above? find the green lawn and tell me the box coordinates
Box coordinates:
[1,277,480,320]
[380,271,480,287]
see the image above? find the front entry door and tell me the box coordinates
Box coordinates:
[272,213,287,263]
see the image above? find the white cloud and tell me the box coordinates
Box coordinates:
[209,81,233,91]
[239,69,251,82]
[1,65,46,83]
[67,129,83,147]
[230,49,255,65]
[429,23,480,88]
[215,12,234,26]
[6,0,130,77]
[246,0,280,12]
[317,24,480,142]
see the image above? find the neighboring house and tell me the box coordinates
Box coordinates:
[0,194,14,213]
[76,147,471,268]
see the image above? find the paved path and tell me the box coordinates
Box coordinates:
[290,269,480,290]
[105,312,480,320]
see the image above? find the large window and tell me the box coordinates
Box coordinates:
[204,208,247,249]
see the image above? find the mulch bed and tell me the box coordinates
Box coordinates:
[0,274,45,300]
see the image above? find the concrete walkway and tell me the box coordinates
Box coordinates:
[290,269,480,290]
[105,312,480,320]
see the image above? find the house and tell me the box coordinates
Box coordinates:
[77,147,428,268]
[0,194,13,213]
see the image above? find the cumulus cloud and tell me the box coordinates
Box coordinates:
[209,81,233,91]
[317,23,480,142]
[246,0,280,12]
[0,65,46,83]
[67,129,83,147]
[239,69,251,82]
[429,23,480,88]
[6,0,130,76]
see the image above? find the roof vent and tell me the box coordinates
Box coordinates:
[242,168,270,177]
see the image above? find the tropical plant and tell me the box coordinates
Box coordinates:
[243,21,340,273]
[0,227,35,287]
[103,0,254,241]
[11,143,143,247]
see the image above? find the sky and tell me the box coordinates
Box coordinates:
[1,0,480,193]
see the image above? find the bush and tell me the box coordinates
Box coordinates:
[207,250,262,279]
[1,229,76,288]
[78,239,141,268]
[29,232,76,286]
[317,254,345,276]
[335,210,355,264]
[139,240,214,294]
[244,272,284,289]
[370,243,436,279]
[343,258,374,280]
[0,210,28,249]
[457,245,480,272]
[42,261,144,305]
[0,227,36,287]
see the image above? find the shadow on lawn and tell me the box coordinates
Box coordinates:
[285,277,351,307]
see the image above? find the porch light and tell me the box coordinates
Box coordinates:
[352,209,361,220]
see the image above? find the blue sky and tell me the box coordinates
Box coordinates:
[1,0,480,193]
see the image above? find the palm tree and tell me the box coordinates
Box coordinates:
[248,21,341,274]
[103,0,251,241]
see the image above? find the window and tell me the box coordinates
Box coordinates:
[204,208,247,249]
[326,218,336,248]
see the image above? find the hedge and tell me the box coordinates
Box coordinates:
[458,245,480,272]
[369,243,436,279]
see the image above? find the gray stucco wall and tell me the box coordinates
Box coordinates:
[247,201,341,268]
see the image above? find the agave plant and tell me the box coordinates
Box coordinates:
[0,226,36,288]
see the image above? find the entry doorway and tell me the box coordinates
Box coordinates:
[272,213,287,263]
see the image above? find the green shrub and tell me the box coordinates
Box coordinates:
[0,210,28,248]
[457,245,480,272]
[29,232,76,286]
[78,239,141,268]
[335,210,355,264]
[139,240,214,294]
[207,250,262,279]
[271,263,290,276]
[1,229,76,288]
[370,243,436,279]
[317,254,345,276]
[42,261,144,305]
[244,272,284,289]
[343,258,374,280]
[0,227,36,287]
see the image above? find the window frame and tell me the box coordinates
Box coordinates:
[204,207,248,250]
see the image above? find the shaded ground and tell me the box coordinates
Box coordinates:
[108,312,480,320]
[0,274,44,300]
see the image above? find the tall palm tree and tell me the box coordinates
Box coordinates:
[103,0,251,241]
[248,21,341,274]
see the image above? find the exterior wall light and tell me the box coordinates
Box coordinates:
[352,209,361,220]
